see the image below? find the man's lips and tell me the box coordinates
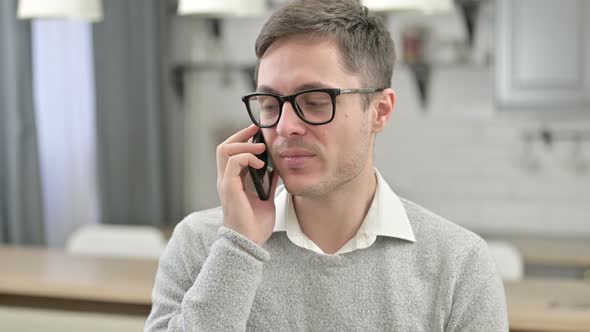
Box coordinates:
[277,149,316,168]
[278,149,316,158]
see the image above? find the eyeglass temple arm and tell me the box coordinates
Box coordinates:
[339,88,385,94]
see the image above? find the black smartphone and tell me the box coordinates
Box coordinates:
[248,131,274,200]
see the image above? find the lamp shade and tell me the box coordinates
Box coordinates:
[362,0,424,12]
[178,0,266,17]
[18,0,102,21]
[421,0,454,13]
[363,0,453,13]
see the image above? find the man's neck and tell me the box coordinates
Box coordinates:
[292,165,377,255]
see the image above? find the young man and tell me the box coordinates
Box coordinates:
[145,1,508,331]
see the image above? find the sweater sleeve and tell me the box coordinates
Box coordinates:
[445,237,509,332]
[144,220,270,332]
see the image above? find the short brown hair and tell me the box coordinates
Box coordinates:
[255,0,395,91]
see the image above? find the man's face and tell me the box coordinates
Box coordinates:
[257,35,376,197]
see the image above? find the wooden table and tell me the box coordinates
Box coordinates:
[484,235,590,269]
[505,279,590,332]
[2,246,590,330]
[508,238,590,269]
[0,245,158,316]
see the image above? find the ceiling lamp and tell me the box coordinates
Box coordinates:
[177,0,266,17]
[362,0,454,14]
[421,0,454,13]
[18,0,103,22]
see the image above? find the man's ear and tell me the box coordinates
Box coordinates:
[371,88,395,133]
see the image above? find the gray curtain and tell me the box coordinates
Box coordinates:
[0,0,45,245]
[93,0,170,226]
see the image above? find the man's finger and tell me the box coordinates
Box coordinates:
[222,124,260,145]
[223,153,265,180]
[219,142,265,158]
[217,142,265,178]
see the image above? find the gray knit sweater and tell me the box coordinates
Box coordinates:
[145,199,508,331]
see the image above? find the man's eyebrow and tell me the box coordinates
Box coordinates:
[295,82,333,92]
[256,85,281,94]
[256,82,334,95]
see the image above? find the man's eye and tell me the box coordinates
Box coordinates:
[298,92,331,107]
[261,104,278,111]
[303,100,329,106]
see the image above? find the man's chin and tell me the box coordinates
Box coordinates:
[281,176,313,196]
[281,175,328,198]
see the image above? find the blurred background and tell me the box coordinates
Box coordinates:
[1,0,589,331]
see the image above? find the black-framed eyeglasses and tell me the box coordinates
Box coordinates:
[241,88,385,128]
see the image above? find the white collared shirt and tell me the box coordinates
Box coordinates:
[273,169,415,255]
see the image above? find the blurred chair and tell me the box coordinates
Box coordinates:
[66,224,167,260]
[486,240,524,281]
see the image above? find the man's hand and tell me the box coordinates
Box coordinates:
[216,124,280,245]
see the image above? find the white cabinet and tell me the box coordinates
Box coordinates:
[496,0,590,112]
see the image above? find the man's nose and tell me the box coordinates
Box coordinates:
[275,101,306,137]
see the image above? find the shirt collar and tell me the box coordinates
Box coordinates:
[273,169,415,243]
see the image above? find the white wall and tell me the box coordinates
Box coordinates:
[174,7,590,236]
[382,66,590,236]
[173,17,266,211]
